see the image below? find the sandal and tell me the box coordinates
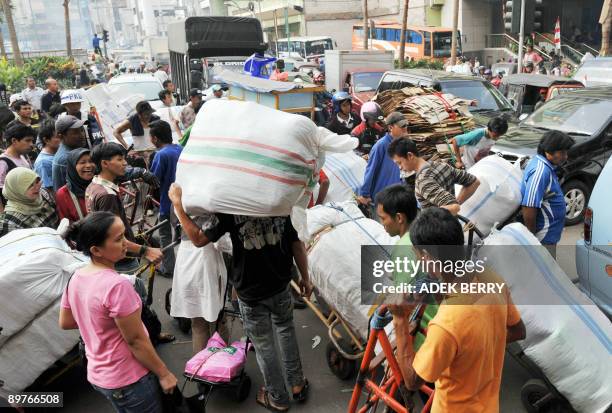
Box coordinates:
[157,333,176,344]
[256,386,289,412]
[292,379,309,403]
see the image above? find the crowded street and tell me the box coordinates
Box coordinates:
[0,0,611,412]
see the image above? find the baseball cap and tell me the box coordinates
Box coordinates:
[61,90,85,104]
[56,115,85,134]
[385,112,408,127]
[212,84,223,92]
[189,88,202,97]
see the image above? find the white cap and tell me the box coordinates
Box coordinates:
[61,90,85,104]
[9,93,22,105]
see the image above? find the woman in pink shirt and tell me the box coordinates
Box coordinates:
[59,211,177,412]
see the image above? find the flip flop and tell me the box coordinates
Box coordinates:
[157,333,175,344]
[292,379,309,403]
[256,386,289,412]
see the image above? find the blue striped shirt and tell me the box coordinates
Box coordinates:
[520,155,566,244]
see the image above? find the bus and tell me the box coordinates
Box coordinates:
[352,22,461,61]
[276,36,335,61]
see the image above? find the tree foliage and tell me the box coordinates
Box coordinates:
[0,56,76,91]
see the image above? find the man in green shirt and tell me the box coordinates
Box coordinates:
[375,184,424,286]
[375,184,434,382]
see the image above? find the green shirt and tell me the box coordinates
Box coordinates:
[391,232,427,285]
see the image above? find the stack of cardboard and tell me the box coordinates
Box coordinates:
[375,87,476,162]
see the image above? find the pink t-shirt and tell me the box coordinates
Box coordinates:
[61,268,149,389]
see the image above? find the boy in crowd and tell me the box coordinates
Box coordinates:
[357,112,406,219]
[149,120,182,278]
[450,117,509,169]
[521,131,574,258]
[7,100,35,129]
[387,138,480,215]
[33,121,60,192]
[52,115,87,191]
[0,124,35,208]
[382,207,526,411]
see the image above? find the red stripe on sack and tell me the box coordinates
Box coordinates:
[190,136,317,165]
[179,158,307,186]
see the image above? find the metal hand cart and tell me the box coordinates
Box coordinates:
[180,285,253,409]
[348,305,435,413]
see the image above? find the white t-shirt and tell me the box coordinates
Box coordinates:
[132,127,155,151]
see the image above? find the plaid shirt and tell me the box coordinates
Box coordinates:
[415,161,477,209]
[0,190,58,237]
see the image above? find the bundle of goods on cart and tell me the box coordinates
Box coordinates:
[374,87,476,161]
[0,228,87,395]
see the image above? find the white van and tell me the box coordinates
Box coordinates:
[573,57,612,87]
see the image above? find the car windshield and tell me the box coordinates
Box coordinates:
[353,72,384,92]
[523,96,611,135]
[440,80,513,111]
[108,81,162,101]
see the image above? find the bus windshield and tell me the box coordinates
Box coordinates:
[305,39,333,57]
[433,32,460,57]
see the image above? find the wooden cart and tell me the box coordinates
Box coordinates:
[219,70,324,120]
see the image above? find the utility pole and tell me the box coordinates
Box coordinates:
[517,0,526,72]
[362,0,368,49]
[63,0,72,58]
[450,0,459,65]
[285,2,290,55]
[273,9,279,55]
[399,0,409,68]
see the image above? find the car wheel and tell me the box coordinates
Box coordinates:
[563,180,590,226]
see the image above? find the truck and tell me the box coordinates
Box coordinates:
[143,36,169,64]
[167,16,267,104]
[324,50,395,115]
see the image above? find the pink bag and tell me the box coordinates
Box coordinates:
[184,333,249,383]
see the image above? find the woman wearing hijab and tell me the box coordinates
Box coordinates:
[55,148,95,223]
[0,167,58,236]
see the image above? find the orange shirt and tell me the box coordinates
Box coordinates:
[412,271,521,413]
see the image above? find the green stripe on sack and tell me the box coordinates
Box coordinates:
[184,145,313,177]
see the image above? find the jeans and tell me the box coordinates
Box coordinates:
[159,214,176,276]
[238,286,305,407]
[92,372,162,413]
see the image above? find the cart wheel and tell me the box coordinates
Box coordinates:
[326,340,356,380]
[520,378,557,413]
[177,317,191,334]
[235,374,251,402]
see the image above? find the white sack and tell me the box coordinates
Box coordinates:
[176,100,358,216]
[304,203,397,338]
[480,223,612,413]
[322,152,367,204]
[0,228,87,346]
[458,155,523,236]
[0,299,80,394]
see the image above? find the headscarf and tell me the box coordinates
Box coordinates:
[2,167,44,214]
[66,148,91,198]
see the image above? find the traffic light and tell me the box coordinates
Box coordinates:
[504,1,521,34]
[504,0,543,35]
[102,29,109,43]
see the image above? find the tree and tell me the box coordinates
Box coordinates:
[0,13,7,60]
[63,0,72,58]
[362,0,368,50]
[398,0,410,68]
[600,0,611,56]
[0,0,22,67]
[450,0,459,65]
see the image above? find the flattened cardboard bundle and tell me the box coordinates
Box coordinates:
[375,87,476,162]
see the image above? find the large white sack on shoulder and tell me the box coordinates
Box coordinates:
[0,228,88,346]
[322,152,367,204]
[0,299,80,394]
[458,155,523,236]
[176,100,358,216]
[479,223,612,413]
